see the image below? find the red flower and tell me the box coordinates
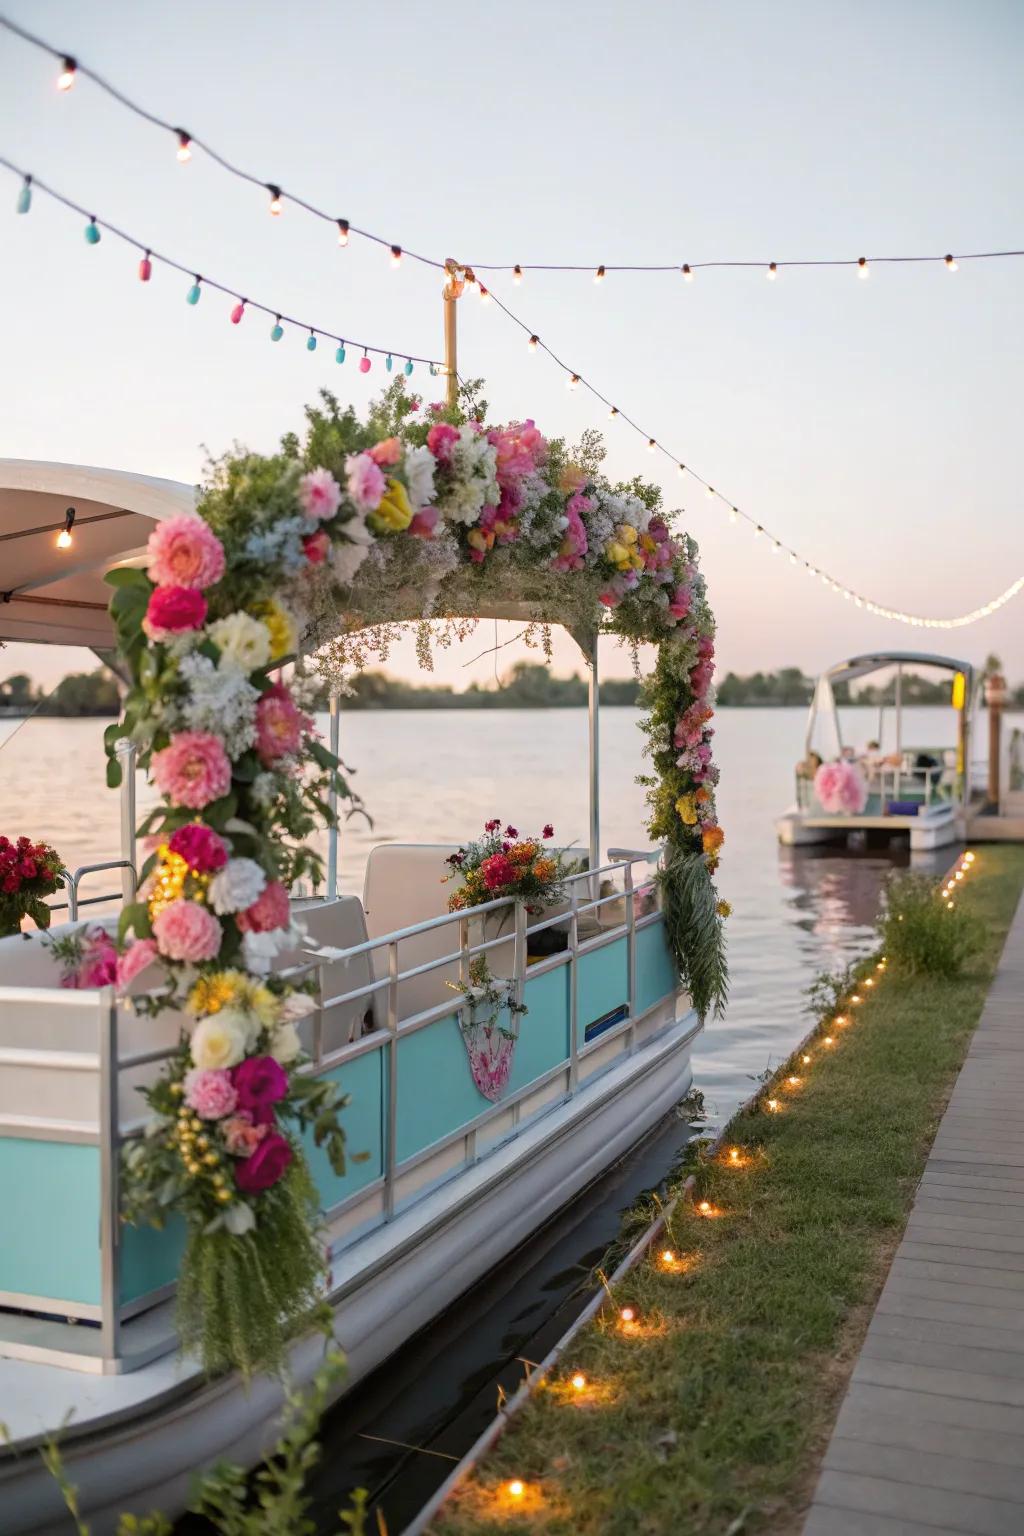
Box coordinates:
[302,529,331,565]
[505,825,518,839]
[480,853,516,890]
[234,1131,293,1193]
[484,818,501,833]
[542,824,554,839]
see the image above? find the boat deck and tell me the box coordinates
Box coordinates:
[803,888,1024,1535]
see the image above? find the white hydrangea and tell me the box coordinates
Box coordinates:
[208,611,272,674]
[404,444,437,511]
[438,427,500,527]
[251,772,279,808]
[178,652,259,754]
[333,537,371,589]
[208,857,267,916]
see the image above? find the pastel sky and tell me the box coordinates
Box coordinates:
[1,0,1021,692]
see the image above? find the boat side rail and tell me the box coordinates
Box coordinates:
[45,859,138,922]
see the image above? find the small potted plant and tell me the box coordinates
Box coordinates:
[0,835,65,937]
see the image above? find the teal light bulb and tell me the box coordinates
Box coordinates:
[186,281,201,305]
[335,345,346,364]
[306,333,317,352]
[84,219,100,245]
[270,322,284,342]
[16,180,31,215]
[404,360,414,376]
[386,354,393,372]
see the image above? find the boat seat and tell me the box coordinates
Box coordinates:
[284,895,382,1049]
[363,844,464,1020]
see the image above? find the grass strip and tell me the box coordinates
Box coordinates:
[430,845,1024,1536]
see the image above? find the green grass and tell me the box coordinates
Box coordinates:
[430,846,1024,1536]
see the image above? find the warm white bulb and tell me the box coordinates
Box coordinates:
[56,529,72,549]
[945,254,958,272]
[595,265,606,283]
[857,257,869,279]
[767,262,778,280]
[57,59,76,91]
[513,264,523,284]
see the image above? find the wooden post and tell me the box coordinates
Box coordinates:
[442,260,461,410]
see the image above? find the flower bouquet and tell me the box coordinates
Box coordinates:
[0,836,64,937]
[445,821,575,914]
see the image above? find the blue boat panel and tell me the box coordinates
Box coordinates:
[636,917,679,1016]
[396,1012,483,1163]
[120,1218,185,1304]
[0,1140,101,1305]
[303,1048,385,1205]
[506,964,570,1094]
[577,936,628,1046]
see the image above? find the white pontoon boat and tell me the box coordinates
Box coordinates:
[0,462,700,1533]
[776,651,976,852]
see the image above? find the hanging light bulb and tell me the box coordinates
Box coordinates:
[568,373,580,389]
[386,353,394,372]
[57,56,77,91]
[390,244,403,268]
[681,264,694,281]
[729,507,738,523]
[138,250,152,282]
[857,257,869,279]
[230,299,246,324]
[56,507,75,549]
[16,175,31,215]
[306,330,317,352]
[336,343,346,365]
[513,264,523,284]
[767,262,778,280]
[754,525,764,538]
[677,463,686,477]
[270,316,284,342]
[571,1372,587,1392]
[359,350,372,373]
[647,438,657,453]
[404,358,414,376]
[609,405,619,419]
[267,184,283,216]
[705,486,715,499]
[336,218,350,247]
[789,552,797,565]
[176,130,192,163]
[479,285,491,304]
[186,276,202,305]
[527,334,539,353]
[945,253,958,272]
[595,264,606,283]
[84,217,100,245]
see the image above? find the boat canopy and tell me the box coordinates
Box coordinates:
[825,651,974,688]
[0,460,195,649]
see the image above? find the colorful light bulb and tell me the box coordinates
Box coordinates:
[84,218,100,245]
[16,177,31,215]
[57,56,76,91]
[335,344,346,364]
[186,278,202,305]
[176,131,192,163]
[945,253,958,272]
[386,354,393,372]
[267,184,282,216]
[138,252,152,282]
[270,319,284,342]
[527,334,539,352]
[390,244,402,268]
[336,218,350,246]
[306,332,317,352]
[230,300,246,324]
[359,353,371,373]
[513,264,523,284]
[404,359,413,376]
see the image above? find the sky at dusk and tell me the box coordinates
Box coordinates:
[1,0,1022,692]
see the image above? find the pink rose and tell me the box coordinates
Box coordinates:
[302,529,330,564]
[368,436,402,467]
[167,823,228,874]
[152,732,232,809]
[184,1067,238,1120]
[231,1055,288,1124]
[255,684,307,765]
[234,1131,292,1193]
[236,879,290,934]
[152,899,222,962]
[345,451,386,511]
[409,507,440,538]
[668,586,692,621]
[297,467,342,521]
[71,930,118,989]
[117,938,159,990]
[222,1113,268,1157]
[142,585,208,642]
[147,515,225,590]
[426,423,459,463]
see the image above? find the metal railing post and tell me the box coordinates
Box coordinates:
[568,883,579,1094]
[326,692,341,899]
[625,862,637,1053]
[384,941,399,1219]
[115,739,138,905]
[61,869,78,923]
[512,900,527,1013]
[98,988,121,1365]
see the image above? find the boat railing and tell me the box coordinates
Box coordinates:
[46,859,139,922]
[0,851,685,1372]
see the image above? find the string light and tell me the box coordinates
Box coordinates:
[619,1305,636,1325]
[595,264,606,283]
[801,1053,811,1065]
[15,174,31,213]
[270,317,283,342]
[306,330,317,352]
[267,184,282,216]
[824,1035,834,1045]
[698,1200,711,1213]
[175,130,192,163]
[527,334,539,353]
[681,264,694,281]
[571,1372,587,1392]
[56,54,76,90]
[0,158,445,374]
[513,264,522,284]
[728,1147,740,1163]
[786,1075,800,1088]
[857,257,870,280]
[230,300,246,325]
[336,218,349,247]
[390,244,403,268]
[766,1098,780,1112]
[56,507,75,549]
[661,1249,675,1265]
[945,254,958,272]
[647,438,657,453]
[506,1480,525,1501]
[568,373,580,389]
[767,261,778,281]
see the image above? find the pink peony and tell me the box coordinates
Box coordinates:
[231,1055,288,1124]
[814,760,869,815]
[234,1131,292,1192]
[168,823,228,874]
[142,585,207,642]
[409,506,440,538]
[152,732,232,810]
[69,929,118,989]
[368,436,402,467]
[184,1067,238,1120]
[345,451,386,511]
[147,515,225,590]
[152,899,222,962]
[302,528,330,564]
[489,420,547,485]
[426,423,459,463]
[117,938,159,989]
[297,467,342,521]
[255,684,307,765]
[222,1113,268,1157]
[236,879,290,934]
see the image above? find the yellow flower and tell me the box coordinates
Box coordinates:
[558,463,586,494]
[716,900,733,918]
[187,969,247,1018]
[467,527,494,553]
[616,523,638,546]
[675,793,698,826]
[254,599,297,661]
[371,478,413,532]
[247,984,280,1029]
[606,540,630,568]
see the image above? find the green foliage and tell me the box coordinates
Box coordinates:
[658,851,728,1020]
[878,869,982,977]
[175,1157,326,1380]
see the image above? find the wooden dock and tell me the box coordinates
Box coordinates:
[803,889,1024,1536]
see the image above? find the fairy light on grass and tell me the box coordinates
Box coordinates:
[766,1097,780,1112]
[570,1372,587,1393]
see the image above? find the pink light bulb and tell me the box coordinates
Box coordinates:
[359,355,372,373]
[230,301,245,325]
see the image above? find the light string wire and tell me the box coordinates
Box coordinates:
[475,279,1024,629]
[0,154,445,370]
[4,12,1024,282]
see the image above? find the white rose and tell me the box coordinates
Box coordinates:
[208,611,272,674]
[208,857,267,916]
[281,991,317,1023]
[333,539,371,589]
[224,1202,256,1236]
[270,1021,302,1064]
[190,1009,248,1071]
[404,444,436,512]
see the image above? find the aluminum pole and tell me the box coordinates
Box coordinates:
[588,633,600,881]
[326,691,340,898]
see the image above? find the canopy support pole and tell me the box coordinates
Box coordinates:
[443,267,459,411]
[326,691,341,899]
[588,633,600,881]
[895,663,903,798]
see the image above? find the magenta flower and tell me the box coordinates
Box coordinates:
[147,515,225,590]
[231,1054,288,1124]
[543,824,554,839]
[302,528,331,564]
[168,823,228,874]
[255,684,307,765]
[142,585,208,642]
[117,938,159,990]
[426,423,459,463]
[344,451,386,511]
[409,506,440,538]
[234,1131,292,1193]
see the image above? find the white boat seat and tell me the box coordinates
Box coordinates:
[363,844,464,1020]
[285,895,382,1049]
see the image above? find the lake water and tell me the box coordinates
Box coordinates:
[1,702,1009,1121]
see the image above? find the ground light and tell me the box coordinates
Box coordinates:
[570,1373,586,1393]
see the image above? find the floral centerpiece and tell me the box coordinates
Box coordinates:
[445,820,573,914]
[0,836,64,937]
[814,759,869,815]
